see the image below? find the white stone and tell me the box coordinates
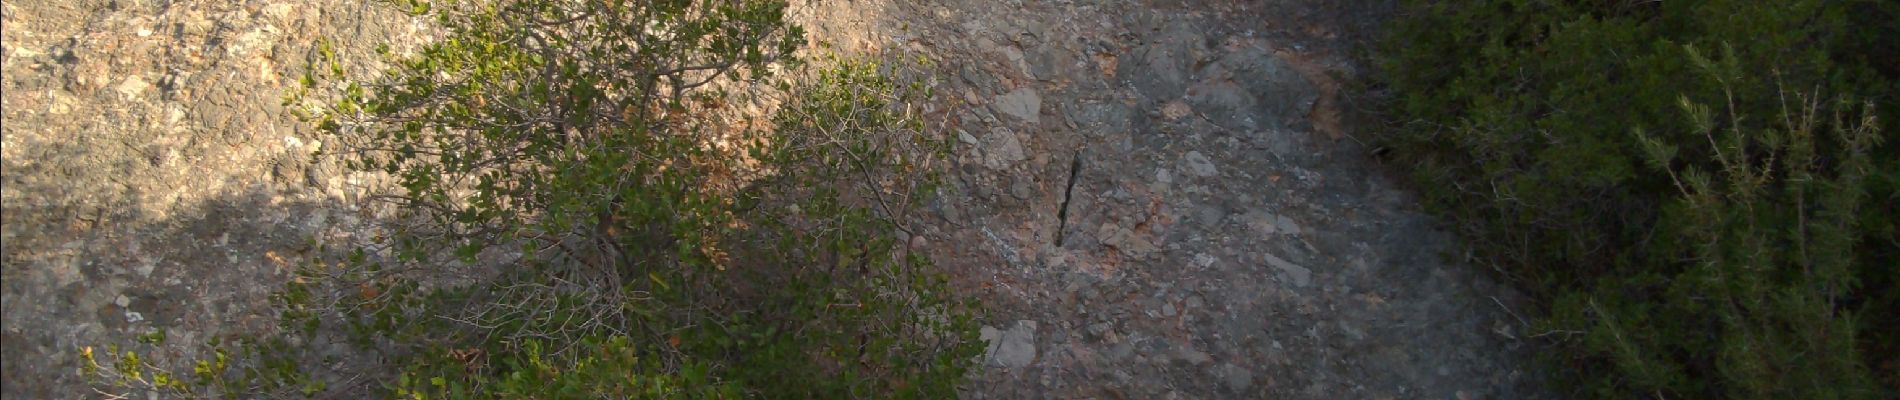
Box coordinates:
[115,76,150,98]
[263,3,298,24]
[981,320,1038,368]
[957,129,979,145]
[991,88,1041,124]
[48,91,77,114]
[134,260,156,278]
[165,105,186,125]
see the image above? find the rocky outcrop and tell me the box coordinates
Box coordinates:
[1,1,425,396]
[2,0,1545,398]
[826,1,1549,398]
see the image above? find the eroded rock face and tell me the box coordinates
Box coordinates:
[2,1,428,396]
[810,0,1550,398]
[1187,41,1319,132]
[4,0,1547,398]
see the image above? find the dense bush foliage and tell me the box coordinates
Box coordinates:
[1375,0,1897,398]
[82,0,980,398]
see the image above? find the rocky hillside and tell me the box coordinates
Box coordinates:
[2,0,1547,397]
[2,1,427,396]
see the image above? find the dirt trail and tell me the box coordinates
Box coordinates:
[3,0,1546,398]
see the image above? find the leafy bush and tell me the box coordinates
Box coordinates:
[1374,0,1897,398]
[82,0,980,398]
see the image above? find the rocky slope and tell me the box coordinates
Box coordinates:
[838,1,1549,397]
[1,1,426,397]
[3,0,1547,398]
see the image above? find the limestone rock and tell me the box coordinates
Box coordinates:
[1183,151,1218,177]
[992,87,1042,124]
[1265,252,1312,288]
[115,75,150,98]
[981,320,1038,368]
[1098,223,1157,258]
[981,128,1027,169]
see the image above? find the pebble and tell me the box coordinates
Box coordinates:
[982,128,1027,169]
[115,75,151,98]
[991,87,1042,124]
[135,261,155,278]
[1265,252,1312,288]
[980,320,1039,368]
[1183,150,1219,177]
[1193,253,1216,268]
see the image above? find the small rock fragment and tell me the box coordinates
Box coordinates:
[1097,223,1156,257]
[981,320,1038,368]
[115,76,150,98]
[1161,100,1193,120]
[1183,151,1218,177]
[992,88,1042,124]
[1193,253,1216,268]
[982,128,1027,169]
[1265,252,1312,287]
[958,129,979,145]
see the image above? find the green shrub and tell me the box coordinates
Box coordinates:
[1375,0,1897,398]
[82,0,980,398]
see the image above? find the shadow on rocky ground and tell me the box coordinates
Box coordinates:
[2,1,420,396]
[1,177,372,398]
[5,0,1550,398]
[851,0,1551,397]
